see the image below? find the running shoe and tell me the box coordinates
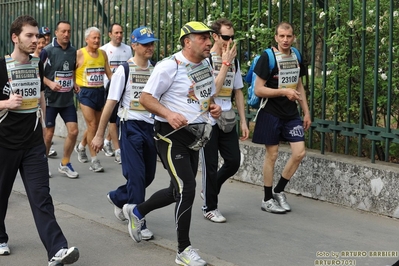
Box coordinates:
[122,204,143,243]
[273,192,291,211]
[141,228,154,241]
[48,247,79,266]
[203,209,226,223]
[58,162,79,179]
[106,193,126,221]
[175,246,207,266]
[89,159,104,172]
[74,145,88,163]
[261,199,286,214]
[0,243,10,255]
[102,141,114,157]
[48,145,57,157]
[114,149,121,164]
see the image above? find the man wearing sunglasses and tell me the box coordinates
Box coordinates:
[200,18,249,223]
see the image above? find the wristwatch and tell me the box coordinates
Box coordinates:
[222,61,231,66]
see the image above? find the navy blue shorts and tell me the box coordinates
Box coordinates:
[252,111,305,145]
[46,104,77,128]
[77,87,105,111]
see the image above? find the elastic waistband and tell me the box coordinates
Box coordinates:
[80,86,104,90]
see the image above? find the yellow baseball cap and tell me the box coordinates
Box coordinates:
[179,21,214,40]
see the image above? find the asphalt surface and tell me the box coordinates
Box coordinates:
[2,136,399,266]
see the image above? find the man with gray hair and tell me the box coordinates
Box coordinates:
[75,27,112,172]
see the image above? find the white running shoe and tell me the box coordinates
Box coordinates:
[106,193,126,221]
[175,246,207,266]
[114,149,121,164]
[102,141,114,157]
[273,192,291,211]
[122,204,143,243]
[203,209,226,223]
[58,163,79,179]
[48,247,79,266]
[141,228,154,240]
[89,159,104,172]
[74,145,88,163]
[48,145,57,157]
[261,199,286,214]
[0,243,10,255]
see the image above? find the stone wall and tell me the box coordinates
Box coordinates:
[55,110,399,218]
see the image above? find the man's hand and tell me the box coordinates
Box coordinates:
[7,93,22,109]
[239,120,249,141]
[284,89,301,102]
[209,103,221,119]
[303,113,311,131]
[49,81,62,92]
[221,40,237,64]
[74,84,80,93]
[91,136,104,153]
[166,112,188,129]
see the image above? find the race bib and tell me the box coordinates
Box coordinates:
[110,61,125,73]
[129,67,151,111]
[212,56,234,99]
[54,71,74,92]
[276,51,300,90]
[85,67,105,87]
[187,64,213,112]
[6,58,41,111]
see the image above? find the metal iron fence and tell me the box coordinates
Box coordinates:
[1,0,399,163]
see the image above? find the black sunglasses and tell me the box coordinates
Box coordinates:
[219,34,234,41]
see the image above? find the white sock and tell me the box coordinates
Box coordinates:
[115,149,120,154]
[78,143,85,150]
[104,139,110,145]
[91,156,97,162]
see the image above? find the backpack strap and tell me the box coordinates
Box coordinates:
[118,61,130,108]
[291,47,302,63]
[265,48,276,74]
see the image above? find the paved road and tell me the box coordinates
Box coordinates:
[3,137,399,266]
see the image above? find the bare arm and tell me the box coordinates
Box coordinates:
[76,49,83,69]
[91,99,118,152]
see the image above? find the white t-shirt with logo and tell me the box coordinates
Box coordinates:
[100,42,132,86]
[107,60,153,124]
[143,51,216,124]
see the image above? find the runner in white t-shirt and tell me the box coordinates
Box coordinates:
[117,21,222,266]
[99,23,132,163]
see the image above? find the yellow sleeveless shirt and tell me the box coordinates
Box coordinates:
[76,47,106,87]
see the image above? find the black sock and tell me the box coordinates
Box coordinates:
[273,176,289,193]
[264,186,273,201]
